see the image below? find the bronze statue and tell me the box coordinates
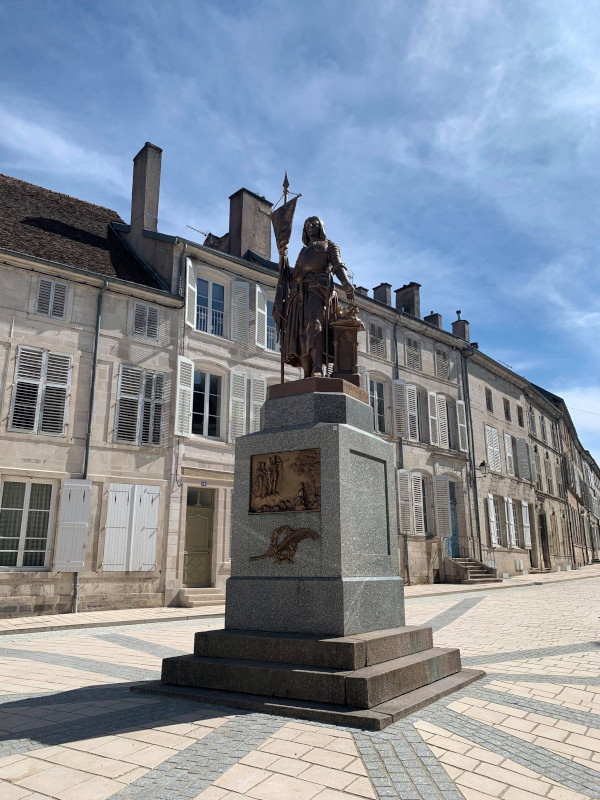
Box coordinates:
[278,217,355,378]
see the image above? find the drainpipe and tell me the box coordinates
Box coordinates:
[461,347,483,562]
[394,312,410,585]
[75,279,107,613]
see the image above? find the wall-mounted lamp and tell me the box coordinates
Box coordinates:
[478,461,489,478]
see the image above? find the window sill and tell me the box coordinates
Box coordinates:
[0,567,50,573]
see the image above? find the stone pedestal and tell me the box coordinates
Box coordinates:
[225,382,404,636]
[142,380,483,729]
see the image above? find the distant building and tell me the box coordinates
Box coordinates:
[0,142,598,617]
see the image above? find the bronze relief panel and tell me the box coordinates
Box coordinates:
[250,448,321,513]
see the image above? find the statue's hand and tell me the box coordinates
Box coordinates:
[344,285,355,303]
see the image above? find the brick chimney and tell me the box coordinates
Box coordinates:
[373,282,392,305]
[452,311,470,342]
[229,188,273,261]
[424,311,442,328]
[131,142,162,232]
[395,282,421,318]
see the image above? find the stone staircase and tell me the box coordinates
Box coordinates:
[179,587,226,608]
[133,625,484,730]
[447,558,503,585]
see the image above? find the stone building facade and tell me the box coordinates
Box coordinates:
[0,142,599,617]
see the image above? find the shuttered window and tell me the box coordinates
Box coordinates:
[192,370,222,438]
[249,375,267,433]
[369,379,386,433]
[456,400,468,452]
[435,348,449,380]
[517,405,524,427]
[521,502,532,549]
[505,497,517,548]
[369,323,385,359]
[528,406,537,436]
[540,416,548,444]
[35,278,67,319]
[0,480,55,568]
[434,475,452,538]
[411,472,425,535]
[534,447,543,490]
[487,493,499,547]
[515,437,531,480]
[133,302,159,340]
[485,388,493,413]
[406,384,419,441]
[53,479,92,571]
[406,336,421,370]
[428,392,439,446]
[229,371,247,441]
[185,258,197,328]
[102,483,159,572]
[255,286,267,348]
[504,433,515,476]
[397,470,412,535]
[174,357,194,437]
[9,347,72,436]
[545,452,554,495]
[231,281,250,342]
[556,457,565,499]
[485,425,501,472]
[436,395,449,448]
[392,379,406,437]
[115,365,164,446]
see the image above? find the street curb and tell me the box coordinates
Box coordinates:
[404,571,600,599]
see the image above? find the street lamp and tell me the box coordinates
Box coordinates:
[478,461,489,478]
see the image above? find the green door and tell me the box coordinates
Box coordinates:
[184,488,214,587]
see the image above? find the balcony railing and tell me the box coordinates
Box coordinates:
[197,307,224,337]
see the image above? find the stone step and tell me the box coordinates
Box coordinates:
[461,577,503,584]
[132,667,485,731]
[180,599,226,608]
[193,626,434,670]
[161,645,461,710]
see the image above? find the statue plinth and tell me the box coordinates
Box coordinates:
[147,385,483,729]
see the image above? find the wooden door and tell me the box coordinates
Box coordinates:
[184,488,214,587]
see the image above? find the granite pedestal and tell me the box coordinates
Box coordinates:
[141,379,483,729]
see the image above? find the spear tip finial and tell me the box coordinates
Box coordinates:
[283,170,289,191]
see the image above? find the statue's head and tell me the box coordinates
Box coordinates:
[302,216,326,245]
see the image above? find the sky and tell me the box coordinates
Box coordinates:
[1,0,599,461]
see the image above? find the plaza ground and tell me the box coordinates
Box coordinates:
[0,566,598,800]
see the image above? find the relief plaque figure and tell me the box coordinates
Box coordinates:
[250,448,321,513]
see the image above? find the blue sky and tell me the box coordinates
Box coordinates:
[1,0,599,460]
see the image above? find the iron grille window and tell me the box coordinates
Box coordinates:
[196,279,225,336]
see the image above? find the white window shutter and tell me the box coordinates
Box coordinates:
[521,500,531,548]
[10,346,43,431]
[40,352,72,435]
[249,375,267,433]
[51,282,67,319]
[528,443,538,484]
[185,258,197,328]
[115,365,143,443]
[411,473,425,535]
[434,475,452,538]
[36,278,53,316]
[487,493,499,547]
[435,349,449,380]
[406,384,419,440]
[456,400,468,452]
[231,281,250,342]
[436,395,449,449]
[229,370,247,441]
[485,425,501,472]
[255,286,267,348]
[358,366,369,393]
[505,497,516,547]
[505,433,515,477]
[515,438,531,480]
[174,357,194,437]
[133,302,147,336]
[397,469,412,534]
[492,428,501,472]
[102,483,132,571]
[428,391,439,445]
[129,485,159,571]
[391,379,406,437]
[53,479,92,572]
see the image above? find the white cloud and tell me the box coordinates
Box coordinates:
[550,385,600,464]
[0,99,129,196]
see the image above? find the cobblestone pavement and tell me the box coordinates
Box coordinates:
[0,576,598,800]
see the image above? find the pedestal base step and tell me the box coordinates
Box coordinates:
[131,668,484,731]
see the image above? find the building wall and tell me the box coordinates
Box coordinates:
[0,257,180,616]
